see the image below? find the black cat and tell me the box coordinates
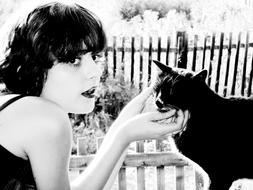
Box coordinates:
[153,60,253,190]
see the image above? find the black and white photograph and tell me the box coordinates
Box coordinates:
[0,0,253,189]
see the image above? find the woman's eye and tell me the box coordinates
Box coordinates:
[69,57,81,67]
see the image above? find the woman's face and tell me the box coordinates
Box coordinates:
[40,52,102,114]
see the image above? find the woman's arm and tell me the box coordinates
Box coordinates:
[19,91,187,190]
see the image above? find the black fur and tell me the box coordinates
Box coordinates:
[153,60,253,190]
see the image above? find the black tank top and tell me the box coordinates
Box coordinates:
[0,95,36,190]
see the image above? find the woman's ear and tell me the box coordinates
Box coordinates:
[193,69,208,82]
[153,60,172,74]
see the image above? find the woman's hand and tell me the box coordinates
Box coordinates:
[119,109,189,144]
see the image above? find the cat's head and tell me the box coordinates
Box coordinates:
[153,60,208,112]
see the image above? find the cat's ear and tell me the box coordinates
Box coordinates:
[153,60,172,73]
[193,69,208,82]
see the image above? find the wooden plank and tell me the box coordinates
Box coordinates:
[157,36,161,61]
[175,32,179,67]
[136,141,145,190]
[148,36,152,84]
[69,152,189,169]
[113,36,117,78]
[231,32,242,95]
[178,32,188,69]
[166,36,171,66]
[176,166,184,190]
[192,35,198,71]
[121,36,126,83]
[215,32,224,93]
[139,36,144,91]
[223,32,233,97]
[131,36,135,85]
[157,166,165,190]
[208,32,216,86]
[202,34,207,69]
[118,167,127,190]
[241,31,249,96]
[248,52,253,97]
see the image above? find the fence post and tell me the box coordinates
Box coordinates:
[113,36,117,78]
[208,32,216,86]
[202,34,208,69]
[139,36,144,91]
[223,32,233,97]
[136,141,145,190]
[177,31,188,69]
[192,34,198,71]
[148,36,153,84]
[215,32,224,93]
[166,36,171,66]
[231,32,242,95]
[131,36,135,86]
[241,31,249,96]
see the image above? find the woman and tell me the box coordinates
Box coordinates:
[0,1,189,190]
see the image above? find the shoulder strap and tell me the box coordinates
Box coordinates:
[0,95,26,112]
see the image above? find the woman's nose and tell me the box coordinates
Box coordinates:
[84,59,102,80]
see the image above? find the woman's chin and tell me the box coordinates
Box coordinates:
[74,100,95,114]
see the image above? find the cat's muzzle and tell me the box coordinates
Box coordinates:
[155,99,179,112]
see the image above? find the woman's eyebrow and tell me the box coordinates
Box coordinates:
[76,49,89,56]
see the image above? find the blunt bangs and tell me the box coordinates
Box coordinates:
[28,2,107,62]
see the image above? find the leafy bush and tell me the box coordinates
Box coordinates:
[120,0,191,20]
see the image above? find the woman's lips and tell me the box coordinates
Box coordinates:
[81,87,96,98]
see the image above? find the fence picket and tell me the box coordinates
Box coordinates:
[148,37,152,83]
[139,36,144,91]
[215,32,224,93]
[176,166,185,190]
[157,37,161,61]
[166,36,171,66]
[121,36,126,83]
[248,54,253,96]
[136,141,145,190]
[208,32,216,86]
[113,36,117,78]
[192,35,198,71]
[223,32,233,97]
[241,31,249,96]
[202,35,208,69]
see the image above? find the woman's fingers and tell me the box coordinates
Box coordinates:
[135,86,154,102]
[148,109,176,122]
[182,110,190,129]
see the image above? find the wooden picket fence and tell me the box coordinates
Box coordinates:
[102,31,253,97]
[69,31,253,189]
[70,137,205,190]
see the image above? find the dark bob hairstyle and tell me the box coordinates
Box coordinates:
[0,2,107,96]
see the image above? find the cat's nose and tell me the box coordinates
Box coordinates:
[155,99,164,109]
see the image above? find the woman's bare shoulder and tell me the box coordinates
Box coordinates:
[0,95,71,142]
[0,95,72,160]
[0,95,69,124]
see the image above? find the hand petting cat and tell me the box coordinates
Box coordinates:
[111,85,190,142]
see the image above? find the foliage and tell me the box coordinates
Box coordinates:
[120,0,191,20]
[109,0,253,37]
